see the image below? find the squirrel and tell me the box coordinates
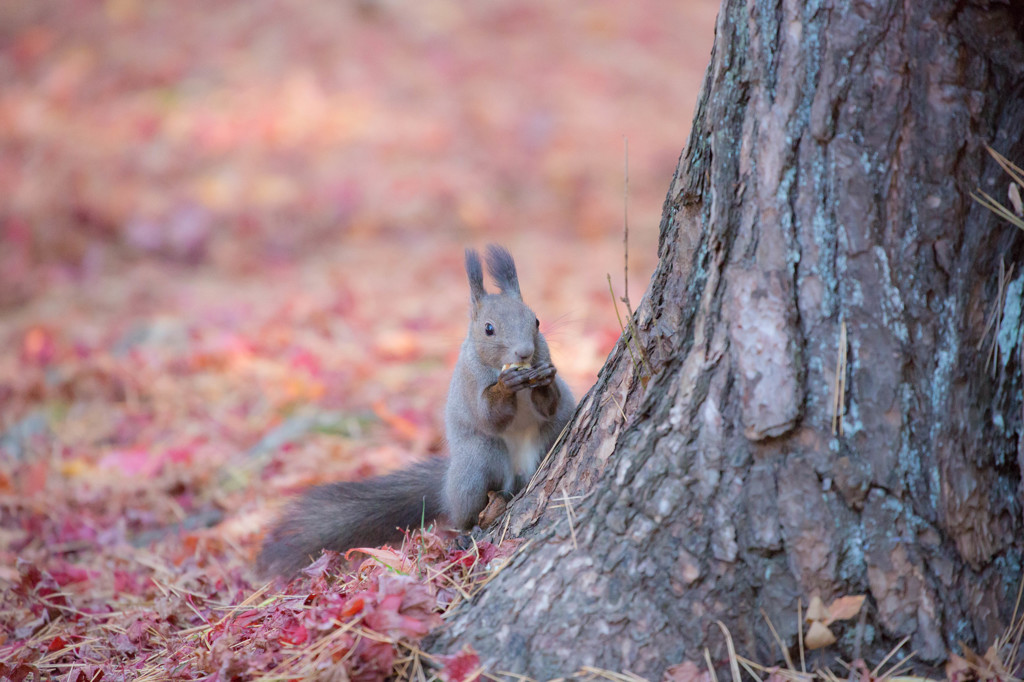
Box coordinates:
[257,245,575,577]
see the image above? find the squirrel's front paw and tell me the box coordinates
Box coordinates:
[499,366,534,392]
[523,361,556,387]
[500,362,556,391]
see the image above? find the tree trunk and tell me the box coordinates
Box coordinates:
[435,0,1024,678]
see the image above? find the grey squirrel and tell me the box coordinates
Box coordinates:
[257,245,575,577]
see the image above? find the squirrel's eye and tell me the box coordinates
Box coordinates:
[535,318,540,329]
[484,323,495,336]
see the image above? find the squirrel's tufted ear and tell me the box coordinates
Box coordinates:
[484,244,521,300]
[465,248,486,306]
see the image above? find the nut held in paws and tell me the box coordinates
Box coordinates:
[501,362,531,372]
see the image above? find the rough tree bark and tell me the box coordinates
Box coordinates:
[434,0,1024,678]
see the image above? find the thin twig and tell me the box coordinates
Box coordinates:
[623,137,631,309]
[524,417,573,495]
[498,507,513,546]
[1007,573,1024,671]
[557,482,578,550]
[577,665,649,682]
[987,261,1014,376]
[715,620,742,682]
[608,274,639,370]
[973,189,1024,230]
[609,390,627,421]
[738,657,763,682]
[877,648,918,680]
[831,320,847,436]
[705,647,721,682]
[614,138,653,382]
[988,145,1024,187]
[493,672,539,682]
[978,258,1004,352]
[870,635,910,678]
[761,609,796,671]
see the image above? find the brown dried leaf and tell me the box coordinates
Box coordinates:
[1009,182,1023,216]
[662,660,710,682]
[959,641,983,668]
[944,655,971,682]
[825,594,865,624]
[477,491,508,528]
[805,621,836,650]
[982,643,1011,678]
[805,595,828,623]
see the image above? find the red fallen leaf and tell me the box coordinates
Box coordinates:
[171,533,202,566]
[475,541,499,564]
[289,348,322,375]
[48,563,91,587]
[299,550,337,580]
[98,448,164,478]
[111,632,136,654]
[165,446,195,465]
[14,561,44,594]
[11,26,55,66]
[279,620,308,645]
[15,561,70,620]
[0,663,39,682]
[351,638,397,681]
[449,550,478,569]
[47,635,67,653]
[438,646,481,682]
[113,569,145,594]
[127,616,156,646]
[347,545,411,573]
[67,665,104,682]
[56,515,98,544]
[361,576,443,640]
[372,399,423,440]
[21,326,56,366]
[21,460,48,496]
[362,607,412,639]
[342,596,365,618]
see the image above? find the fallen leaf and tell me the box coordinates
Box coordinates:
[1010,182,1022,216]
[805,621,836,650]
[98,448,164,479]
[279,620,308,646]
[438,646,482,682]
[662,660,710,682]
[945,652,970,682]
[477,490,508,528]
[805,594,828,622]
[825,594,865,624]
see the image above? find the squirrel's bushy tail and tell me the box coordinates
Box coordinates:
[257,458,448,577]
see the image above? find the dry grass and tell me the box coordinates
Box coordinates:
[972,147,1024,232]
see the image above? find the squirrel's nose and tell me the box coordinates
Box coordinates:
[514,346,534,362]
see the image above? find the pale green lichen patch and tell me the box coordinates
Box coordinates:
[997,274,1023,371]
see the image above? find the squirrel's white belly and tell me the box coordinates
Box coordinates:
[501,389,544,487]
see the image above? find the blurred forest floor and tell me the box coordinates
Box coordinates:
[0,0,716,677]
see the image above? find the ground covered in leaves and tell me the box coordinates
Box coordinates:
[0,0,717,679]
